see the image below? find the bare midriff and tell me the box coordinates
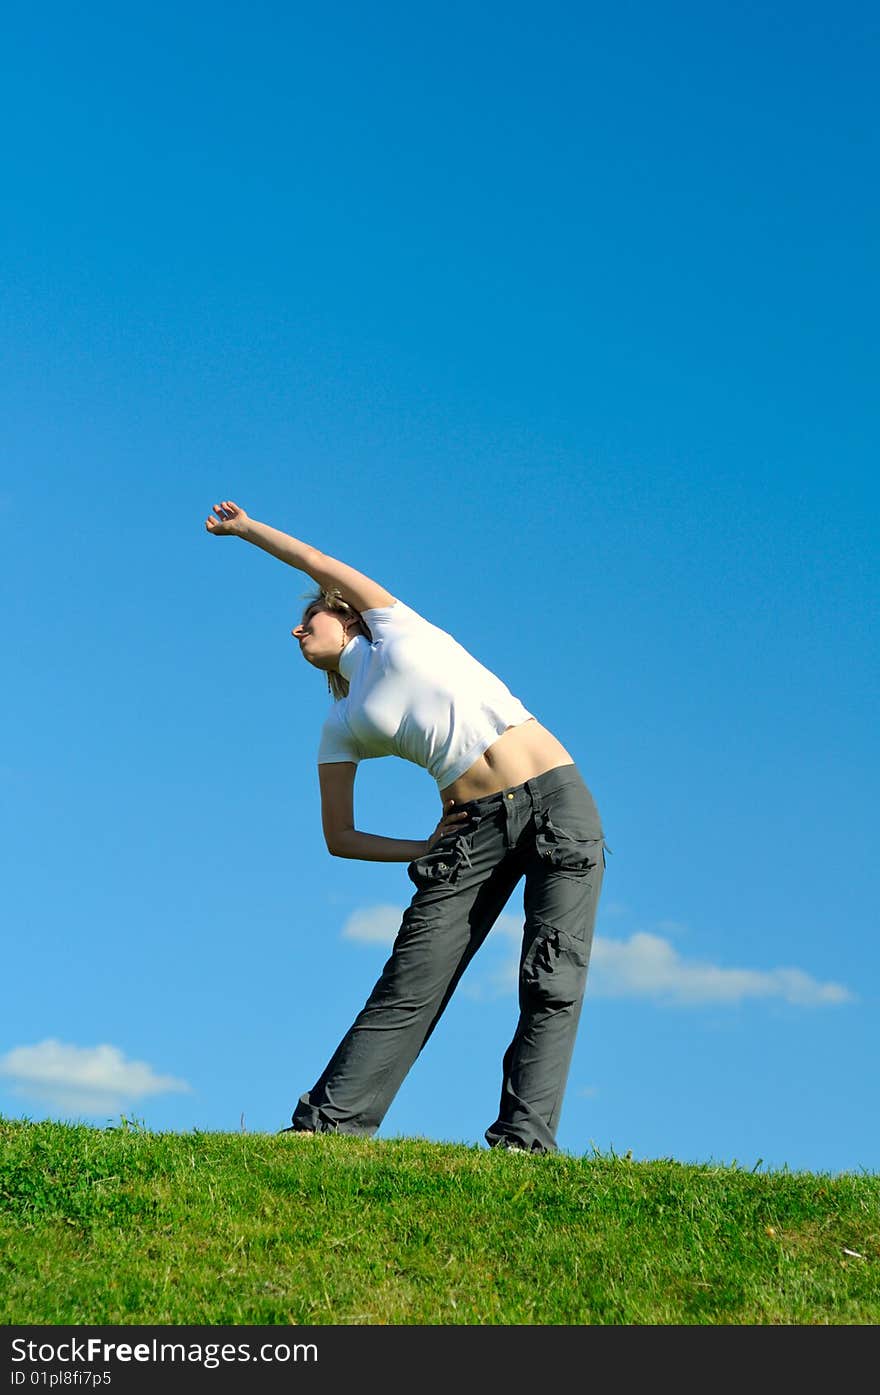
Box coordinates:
[438,718,575,805]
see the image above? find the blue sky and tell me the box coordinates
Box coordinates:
[2,1,877,1175]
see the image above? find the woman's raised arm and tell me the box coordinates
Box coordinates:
[205,500,396,612]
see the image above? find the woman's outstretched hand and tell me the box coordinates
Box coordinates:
[425,800,472,853]
[205,500,250,536]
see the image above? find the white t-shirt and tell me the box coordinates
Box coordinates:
[317,600,535,790]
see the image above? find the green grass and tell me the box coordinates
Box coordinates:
[1,1117,877,1325]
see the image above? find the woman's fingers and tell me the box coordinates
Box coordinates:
[208,500,244,523]
[428,807,472,849]
[206,506,234,532]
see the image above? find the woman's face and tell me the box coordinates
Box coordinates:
[291,607,349,671]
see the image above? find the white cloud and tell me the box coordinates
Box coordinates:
[0,1040,192,1114]
[339,904,855,1009]
[341,904,404,943]
[589,933,854,1006]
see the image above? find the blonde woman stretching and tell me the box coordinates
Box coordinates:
[206,500,609,1153]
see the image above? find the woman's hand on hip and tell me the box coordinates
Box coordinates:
[425,801,471,852]
[205,500,250,536]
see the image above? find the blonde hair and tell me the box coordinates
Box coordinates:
[300,588,371,700]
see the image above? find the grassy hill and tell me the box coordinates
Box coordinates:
[1,1118,877,1325]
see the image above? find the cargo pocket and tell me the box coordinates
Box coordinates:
[520,920,588,1009]
[407,816,481,891]
[534,807,605,877]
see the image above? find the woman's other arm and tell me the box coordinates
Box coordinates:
[320,764,426,861]
[319,764,471,862]
[205,500,396,612]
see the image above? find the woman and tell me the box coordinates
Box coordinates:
[205,499,609,1153]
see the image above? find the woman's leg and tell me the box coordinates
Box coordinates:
[290,808,524,1136]
[485,766,606,1153]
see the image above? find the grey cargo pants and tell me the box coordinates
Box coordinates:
[291,762,608,1152]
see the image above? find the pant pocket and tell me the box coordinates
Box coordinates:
[534,809,605,876]
[521,921,589,1009]
[407,846,460,889]
[407,816,482,890]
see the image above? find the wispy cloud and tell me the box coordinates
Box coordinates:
[0,1040,192,1114]
[588,932,854,1006]
[339,905,854,1008]
[341,904,405,943]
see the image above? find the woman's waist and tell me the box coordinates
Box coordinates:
[439,720,576,803]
